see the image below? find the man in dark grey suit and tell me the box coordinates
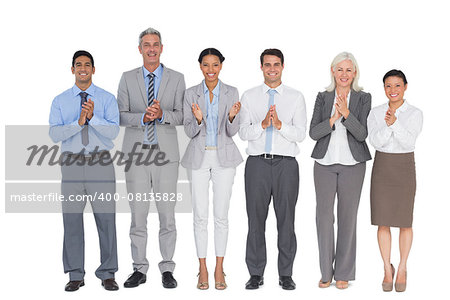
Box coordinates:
[117,27,185,289]
[239,49,307,290]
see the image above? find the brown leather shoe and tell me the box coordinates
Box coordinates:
[65,280,85,292]
[102,278,119,291]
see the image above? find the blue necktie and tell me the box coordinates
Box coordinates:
[79,92,89,146]
[264,89,276,153]
[147,73,156,143]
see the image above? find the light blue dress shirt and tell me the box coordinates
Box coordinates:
[203,80,220,147]
[141,64,164,144]
[49,83,120,153]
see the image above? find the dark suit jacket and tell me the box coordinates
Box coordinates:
[309,90,372,162]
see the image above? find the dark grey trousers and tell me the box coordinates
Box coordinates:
[61,156,118,281]
[314,162,366,282]
[245,156,299,277]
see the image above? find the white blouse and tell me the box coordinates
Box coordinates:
[368,101,423,153]
[316,92,359,166]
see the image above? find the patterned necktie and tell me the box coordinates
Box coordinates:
[264,89,276,153]
[147,73,156,143]
[80,92,89,146]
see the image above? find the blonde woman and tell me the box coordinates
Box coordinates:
[310,52,371,289]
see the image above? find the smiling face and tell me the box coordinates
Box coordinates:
[71,55,95,86]
[200,54,222,85]
[139,34,163,70]
[332,59,355,89]
[384,76,407,104]
[261,55,284,88]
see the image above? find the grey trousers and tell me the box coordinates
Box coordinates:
[313,162,366,282]
[61,156,118,281]
[125,150,178,274]
[245,156,299,277]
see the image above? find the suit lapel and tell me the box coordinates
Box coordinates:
[349,90,359,113]
[218,82,228,126]
[324,91,335,117]
[157,65,169,101]
[136,68,148,107]
[195,83,206,118]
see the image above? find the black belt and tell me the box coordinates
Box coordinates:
[258,153,287,159]
[65,151,110,162]
[142,144,159,149]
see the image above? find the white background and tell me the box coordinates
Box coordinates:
[1,0,449,299]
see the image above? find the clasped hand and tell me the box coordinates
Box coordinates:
[144,100,163,123]
[262,105,282,130]
[384,108,397,126]
[79,99,94,126]
[329,94,349,127]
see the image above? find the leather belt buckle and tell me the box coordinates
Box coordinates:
[261,153,275,159]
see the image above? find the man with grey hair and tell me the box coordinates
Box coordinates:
[118,27,185,289]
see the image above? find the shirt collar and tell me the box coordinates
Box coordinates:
[384,100,409,112]
[203,80,221,97]
[143,64,163,79]
[262,83,283,95]
[72,83,96,97]
[397,100,409,112]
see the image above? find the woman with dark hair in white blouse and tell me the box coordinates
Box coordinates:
[368,69,423,292]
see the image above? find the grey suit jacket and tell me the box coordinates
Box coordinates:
[117,64,185,162]
[309,90,372,162]
[181,81,243,170]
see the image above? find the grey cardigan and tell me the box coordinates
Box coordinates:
[309,90,372,162]
[181,81,243,170]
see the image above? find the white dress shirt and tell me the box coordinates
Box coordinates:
[368,101,423,153]
[316,92,359,166]
[239,83,307,157]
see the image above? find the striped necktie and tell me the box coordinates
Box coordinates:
[264,89,276,153]
[147,73,156,143]
[80,92,89,146]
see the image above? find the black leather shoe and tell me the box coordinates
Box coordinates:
[124,271,146,288]
[279,276,296,290]
[102,278,119,291]
[245,275,264,289]
[162,271,177,288]
[65,280,85,292]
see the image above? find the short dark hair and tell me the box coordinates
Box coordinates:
[198,48,225,63]
[383,69,407,85]
[72,50,94,67]
[260,48,284,65]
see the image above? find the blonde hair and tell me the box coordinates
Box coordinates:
[325,52,363,92]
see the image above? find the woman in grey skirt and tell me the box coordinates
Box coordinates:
[310,52,372,289]
[368,69,423,292]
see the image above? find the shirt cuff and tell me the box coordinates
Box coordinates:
[141,113,148,125]
[158,112,165,124]
[388,120,399,131]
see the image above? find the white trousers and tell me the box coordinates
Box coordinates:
[190,150,236,258]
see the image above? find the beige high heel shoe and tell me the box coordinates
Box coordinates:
[395,270,407,292]
[215,272,227,290]
[382,264,395,292]
[336,280,348,289]
[318,280,331,288]
[197,272,209,290]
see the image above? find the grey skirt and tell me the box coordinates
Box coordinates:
[370,151,416,228]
